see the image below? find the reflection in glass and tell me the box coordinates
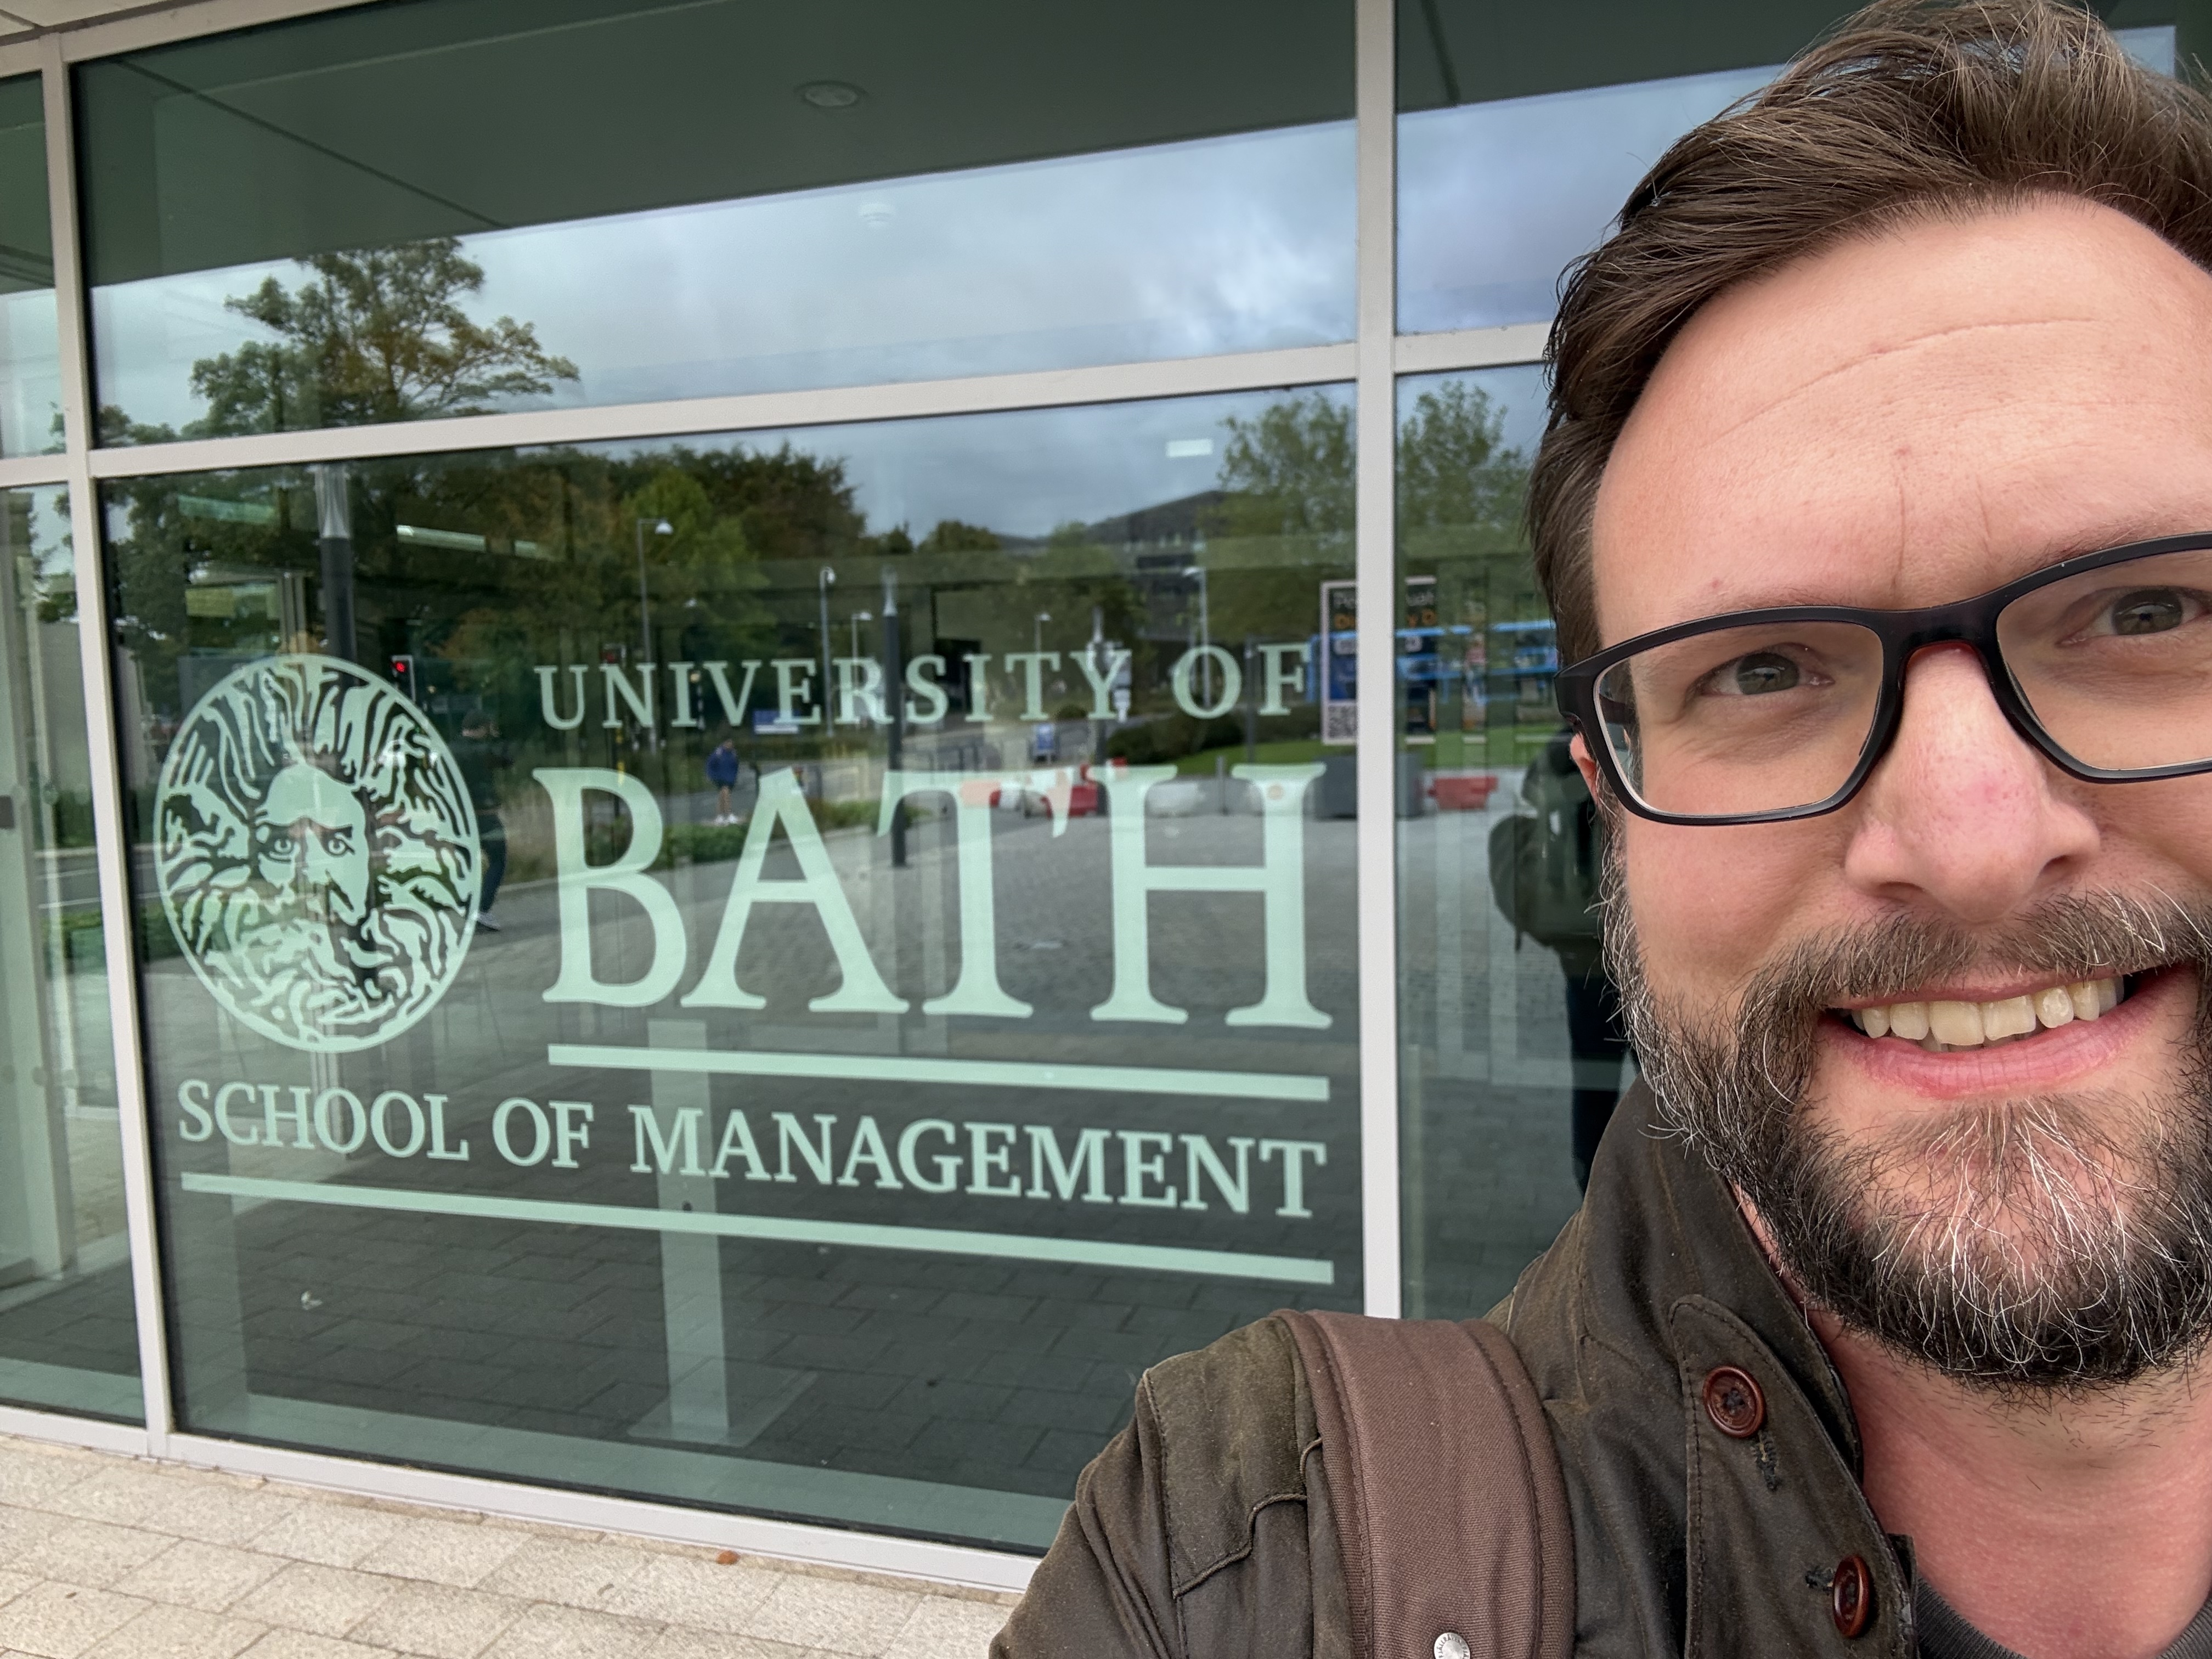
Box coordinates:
[110,389,1359,1547]
[0,488,141,1419]
[1398,66,1767,335]
[1393,368,1629,1319]
[0,77,60,457]
[1397,22,2176,336]
[80,0,1355,439]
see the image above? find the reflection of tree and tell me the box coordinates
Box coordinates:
[1398,380,1528,546]
[1215,392,1355,539]
[919,520,1001,555]
[189,240,578,436]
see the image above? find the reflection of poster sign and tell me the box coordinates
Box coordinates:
[1321,579,1356,743]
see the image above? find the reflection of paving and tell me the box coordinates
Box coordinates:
[0,1431,1013,1657]
[1397,805,1602,1318]
[67,1109,130,1254]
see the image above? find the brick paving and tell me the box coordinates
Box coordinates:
[0,1435,1015,1659]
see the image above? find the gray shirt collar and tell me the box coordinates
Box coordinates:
[1917,1583,2212,1659]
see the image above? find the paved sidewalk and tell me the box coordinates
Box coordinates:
[0,1434,1018,1659]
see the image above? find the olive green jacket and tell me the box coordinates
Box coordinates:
[994,1087,1920,1657]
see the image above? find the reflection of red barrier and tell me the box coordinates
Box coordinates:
[1428,772,1499,811]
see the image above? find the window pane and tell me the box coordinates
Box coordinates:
[109,390,1359,1547]
[1395,7,2176,335]
[0,77,60,458]
[1393,367,1618,1317]
[0,487,140,1420]
[81,0,1354,444]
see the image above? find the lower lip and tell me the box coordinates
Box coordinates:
[1820,968,2192,1099]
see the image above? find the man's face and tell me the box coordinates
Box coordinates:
[255,763,371,926]
[1590,198,2212,1385]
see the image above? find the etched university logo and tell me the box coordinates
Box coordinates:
[154,655,480,1053]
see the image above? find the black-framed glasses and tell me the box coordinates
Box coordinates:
[1554,532,2212,826]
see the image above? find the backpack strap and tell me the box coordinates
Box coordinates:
[1276,1310,1575,1659]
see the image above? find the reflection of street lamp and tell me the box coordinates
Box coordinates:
[635,517,673,748]
[817,566,836,726]
[1181,565,1210,703]
[850,610,872,660]
[1034,610,1051,657]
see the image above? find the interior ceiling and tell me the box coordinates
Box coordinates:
[77,0,1353,284]
[1398,0,2180,110]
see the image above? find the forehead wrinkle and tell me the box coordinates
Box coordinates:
[1689,315,2108,450]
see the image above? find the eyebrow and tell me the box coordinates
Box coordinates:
[1662,522,2200,618]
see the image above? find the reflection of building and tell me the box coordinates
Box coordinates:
[0,0,2185,1610]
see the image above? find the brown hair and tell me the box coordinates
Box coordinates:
[1530,0,2212,665]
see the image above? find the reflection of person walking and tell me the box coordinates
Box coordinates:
[1488,728,1633,1190]
[454,713,511,933]
[707,734,740,825]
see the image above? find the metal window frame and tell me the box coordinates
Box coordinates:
[0,0,1552,1592]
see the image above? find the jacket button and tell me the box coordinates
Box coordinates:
[1434,1637,1471,1659]
[1830,1555,1874,1637]
[1701,1365,1765,1437]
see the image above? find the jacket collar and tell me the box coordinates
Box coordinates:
[1505,1083,1915,1656]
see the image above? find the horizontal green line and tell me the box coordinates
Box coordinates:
[180,1173,1335,1286]
[548,1043,1331,1103]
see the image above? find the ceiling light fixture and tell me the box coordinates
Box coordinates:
[798,80,864,110]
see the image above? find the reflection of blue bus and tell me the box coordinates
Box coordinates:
[1321,601,1559,734]
[1490,618,1559,709]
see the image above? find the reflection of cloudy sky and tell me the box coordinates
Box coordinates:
[1401,26,2172,335]
[1403,66,1778,334]
[580,387,1355,544]
[92,123,1356,435]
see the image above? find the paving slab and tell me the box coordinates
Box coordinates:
[0,1438,1015,1659]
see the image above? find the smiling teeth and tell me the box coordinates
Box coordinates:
[1846,977,2123,1049]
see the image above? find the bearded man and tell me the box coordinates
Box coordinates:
[995,4,2212,1656]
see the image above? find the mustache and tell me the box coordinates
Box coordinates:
[1609,885,2212,1156]
[1736,889,2212,1026]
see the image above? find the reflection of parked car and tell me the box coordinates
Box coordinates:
[1145,779,1204,817]
[989,766,1103,818]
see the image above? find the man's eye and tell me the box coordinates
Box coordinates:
[1700,650,1805,697]
[2103,588,2190,635]
[263,834,292,855]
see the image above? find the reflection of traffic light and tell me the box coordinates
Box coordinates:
[390,654,417,701]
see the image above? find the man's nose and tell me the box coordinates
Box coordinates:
[1841,644,2099,922]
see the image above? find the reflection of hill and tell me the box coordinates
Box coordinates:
[929,488,1226,559]
[1081,488,1225,551]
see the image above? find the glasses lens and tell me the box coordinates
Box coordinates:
[2000,547,2212,775]
[1595,620,1885,817]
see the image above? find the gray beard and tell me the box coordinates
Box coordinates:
[1603,849,2212,1392]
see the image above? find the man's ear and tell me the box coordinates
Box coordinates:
[1567,728,1602,794]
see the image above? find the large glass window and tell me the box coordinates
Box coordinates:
[108,388,1359,1547]
[0,486,140,1420]
[1393,5,2174,335]
[79,0,1355,443]
[1391,367,1615,1318]
[0,76,60,458]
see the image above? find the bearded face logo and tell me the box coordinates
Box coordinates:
[154,656,480,1053]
